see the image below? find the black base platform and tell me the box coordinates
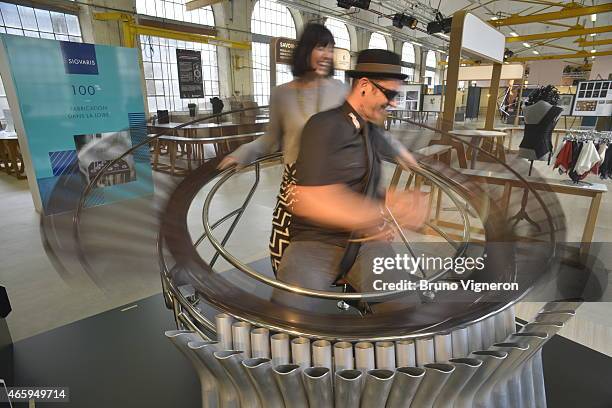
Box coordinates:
[1,294,611,408]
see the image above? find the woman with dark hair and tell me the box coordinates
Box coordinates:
[219,23,348,272]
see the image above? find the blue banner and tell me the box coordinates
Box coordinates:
[0,34,152,215]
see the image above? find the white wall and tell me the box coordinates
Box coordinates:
[589,55,612,80]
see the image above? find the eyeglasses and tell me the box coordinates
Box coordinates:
[368,80,400,101]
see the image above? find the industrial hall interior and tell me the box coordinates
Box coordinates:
[1,0,612,407]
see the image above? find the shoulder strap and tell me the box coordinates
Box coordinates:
[335,124,376,284]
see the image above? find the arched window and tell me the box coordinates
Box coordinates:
[0,2,82,120]
[325,18,351,82]
[136,0,219,113]
[251,0,297,106]
[401,43,415,82]
[368,32,387,50]
[424,50,438,89]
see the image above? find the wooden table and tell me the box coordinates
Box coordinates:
[459,169,607,257]
[449,129,508,169]
[148,120,268,157]
[494,126,523,152]
[0,131,25,179]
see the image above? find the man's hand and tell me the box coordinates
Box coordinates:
[385,189,430,231]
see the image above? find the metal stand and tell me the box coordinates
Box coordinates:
[508,160,541,232]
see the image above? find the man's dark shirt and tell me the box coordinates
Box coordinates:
[289,101,399,246]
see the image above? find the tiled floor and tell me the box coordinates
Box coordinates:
[1,120,611,359]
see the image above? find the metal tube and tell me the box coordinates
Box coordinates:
[232,321,252,358]
[375,341,396,370]
[481,316,497,349]
[188,341,240,408]
[507,332,548,408]
[386,367,425,408]
[214,350,262,408]
[539,301,581,313]
[531,349,547,408]
[334,341,355,371]
[355,342,375,372]
[475,342,530,408]
[432,358,482,408]
[215,314,233,350]
[453,350,508,408]
[535,310,575,324]
[312,340,333,369]
[409,363,455,408]
[361,369,395,408]
[165,331,219,408]
[334,369,363,408]
[302,367,333,408]
[467,322,483,354]
[273,364,308,408]
[451,328,469,359]
[494,312,509,343]
[271,333,290,367]
[396,340,417,368]
[503,306,516,337]
[291,337,311,369]
[242,358,285,408]
[415,338,435,367]
[251,328,270,358]
[434,333,453,362]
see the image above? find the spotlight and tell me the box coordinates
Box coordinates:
[336,0,370,10]
[503,48,514,61]
[427,16,452,35]
[392,13,418,29]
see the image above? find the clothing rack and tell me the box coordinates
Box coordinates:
[554,129,612,186]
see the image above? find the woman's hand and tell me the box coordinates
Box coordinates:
[217,155,239,170]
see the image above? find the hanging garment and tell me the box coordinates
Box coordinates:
[551,140,567,162]
[591,144,607,175]
[574,141,601,176]
[568,142,585,182]
[519,105,563,160]
[553,141,573,173]
[600,146,612,180]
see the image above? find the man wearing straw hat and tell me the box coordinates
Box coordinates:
[275,49,428,311]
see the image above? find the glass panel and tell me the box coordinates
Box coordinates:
[147,97,157,112]
[146,80,155,95]
[143,62,154,78]
[6,27,23,35]
[65,14,81,36]
[40,32,55,39]
[23,30,39,38]
[0,3,20,28]
[50,11,68,34]
[55,34,69,42]
[34,9,53,32]
[17,6,37,30]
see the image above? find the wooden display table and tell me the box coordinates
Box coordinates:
[0,131,25,179]
[449,129,508,168]
[457,169,607,256]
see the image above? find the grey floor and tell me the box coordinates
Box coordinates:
[1,118,611,359]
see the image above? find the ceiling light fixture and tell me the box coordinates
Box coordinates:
[523,42,531,48]
[510,32,518,37]
[590,33,596,37]
[392,13,418,29]
[427,12,452,35]
[591,14,597,22]
[591,49,596,53]
[336,0,370,10]
[532,50,539,55]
